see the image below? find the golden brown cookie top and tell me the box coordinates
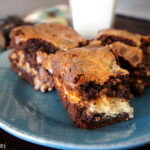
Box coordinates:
[10,23,88,51]
[111,42,143,67]
[95,28,142,46]
[52,45,128,87]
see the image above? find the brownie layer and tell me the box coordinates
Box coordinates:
[10,38,58,54]
[9,50,54,92]
[79,75,131,101]
[117,56,145,95]
[95,29,142,47]
[98,35,136,46]
[55,77,132,129]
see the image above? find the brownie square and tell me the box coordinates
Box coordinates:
[93,29,150,96]
[9,23,88,92]
[51,45,133,129]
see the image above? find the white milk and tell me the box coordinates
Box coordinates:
[69,0,117,38]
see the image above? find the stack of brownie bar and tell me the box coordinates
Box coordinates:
[51,45,133,129]
[9,23,87,92]
[9,23,150,129]
[93,29,150,95]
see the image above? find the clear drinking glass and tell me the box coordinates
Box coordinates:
[69,0,118,38]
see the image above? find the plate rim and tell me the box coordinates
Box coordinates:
[0,117,150,150]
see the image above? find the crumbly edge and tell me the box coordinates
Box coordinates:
[9,50,54,92]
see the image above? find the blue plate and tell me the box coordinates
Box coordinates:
[0,51,150,150]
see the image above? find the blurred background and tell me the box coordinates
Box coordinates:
[0,0,150,20]
[0,0,150,51]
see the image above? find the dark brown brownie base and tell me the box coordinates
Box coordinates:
[10,63,34,86]
[55,83,130,129]
[98,35,136,46]
[10,38,58,54]
[118,56,145,96]
[79,75,132,101]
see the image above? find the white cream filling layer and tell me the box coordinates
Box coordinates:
[87,96,133,118]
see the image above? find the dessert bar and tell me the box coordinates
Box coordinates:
[9,23,88,92]
[51,45,133,129]
[94,29,150,95]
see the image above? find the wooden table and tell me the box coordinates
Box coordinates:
[0,15,150,150]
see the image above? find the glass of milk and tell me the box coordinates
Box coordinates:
[69,0,118,38]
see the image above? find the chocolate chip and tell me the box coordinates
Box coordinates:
[132,55,139,62]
